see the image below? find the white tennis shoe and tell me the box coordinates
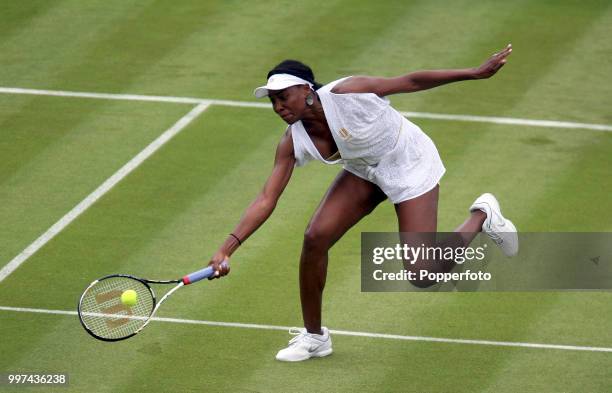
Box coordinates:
[470,193,519,257]
[275,327,332,362]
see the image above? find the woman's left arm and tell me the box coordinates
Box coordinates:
[332,44,512,96]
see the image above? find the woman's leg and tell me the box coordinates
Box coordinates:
[301,169,387,334]
[394,185,486,286]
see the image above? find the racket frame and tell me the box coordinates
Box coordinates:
[77,274,180,342]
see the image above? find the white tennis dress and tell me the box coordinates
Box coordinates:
[290,77,445,203]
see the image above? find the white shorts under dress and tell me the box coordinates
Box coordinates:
[290,77,445,204]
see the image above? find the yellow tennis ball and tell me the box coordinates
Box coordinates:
[121,289,137,306]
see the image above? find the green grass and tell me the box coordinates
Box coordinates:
[0,1,611,392]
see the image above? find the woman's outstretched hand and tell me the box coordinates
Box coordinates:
[473,44,512,79]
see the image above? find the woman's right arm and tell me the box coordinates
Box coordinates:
[208,128,296,277]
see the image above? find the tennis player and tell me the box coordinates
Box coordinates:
[208,44,517,361]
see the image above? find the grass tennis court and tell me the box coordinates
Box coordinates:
[1,1,611,392]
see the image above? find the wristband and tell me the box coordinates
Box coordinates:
[229,233,242,245]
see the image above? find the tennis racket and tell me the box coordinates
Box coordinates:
[78,261,228,341]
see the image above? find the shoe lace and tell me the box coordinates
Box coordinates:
[488,231,503,245]
[288,327,307,345]
[485,215,504,245]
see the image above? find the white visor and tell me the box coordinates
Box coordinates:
[253,73,313,98]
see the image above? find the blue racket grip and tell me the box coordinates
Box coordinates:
[182,260,228,285]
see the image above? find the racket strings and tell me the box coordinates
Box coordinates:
[79,276,154,340]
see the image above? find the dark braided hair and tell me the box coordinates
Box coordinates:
[267,60,323,90]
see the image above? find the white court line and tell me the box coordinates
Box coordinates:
[0,87,268,108]
[1,305,611,353]
[1,86,611,132]
[400,111,612,132]
[0,103,210,282]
